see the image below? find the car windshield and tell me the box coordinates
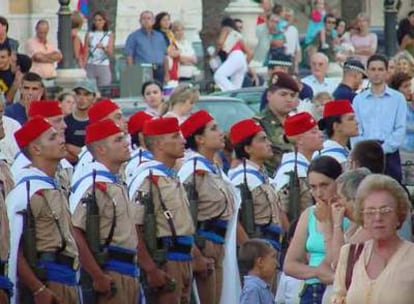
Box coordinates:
[194,100,255,131]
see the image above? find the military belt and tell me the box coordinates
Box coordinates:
[38,252,78,270]
[0,261,6,276]
[157,237,193,254]
[107,249,136,264]
[200,219,228,238]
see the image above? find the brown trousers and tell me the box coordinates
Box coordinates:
[153,260,192,304]
[195,240,224,304]
[97,271,139,304]
[47,281,79,304]
[0,290,8,304]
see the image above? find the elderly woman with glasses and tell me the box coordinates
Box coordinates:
[332,174,414,304]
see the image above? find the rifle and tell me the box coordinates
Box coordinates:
[238,159,258,238]
[81,170,116,302]
[183,158,205,248]
[141,170,175,299]
[286,150,301,222]
[18,182,46,303]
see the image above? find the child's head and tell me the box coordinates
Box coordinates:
[315,0,325,10]
[238,239,277,281]
[313,91,332,119]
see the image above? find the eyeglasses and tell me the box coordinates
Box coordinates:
[361,206,394,217]
[326,20,336,25]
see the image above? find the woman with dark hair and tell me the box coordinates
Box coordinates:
[124,111,154,183]
[84,11,114,86]
[228,119,283,293]
[178,110,247,304]
[141,80,164,117]
[316,100,358,168]
[213,16,252,91]
[284,155,347,304]
[389,72,414,185]
[154,12,180,81]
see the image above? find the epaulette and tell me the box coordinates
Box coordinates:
[34,189,44,197]
[95,182,107,192]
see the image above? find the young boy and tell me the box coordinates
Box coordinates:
[239,239,277,304]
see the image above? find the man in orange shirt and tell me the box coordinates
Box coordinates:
[25,19,62,80]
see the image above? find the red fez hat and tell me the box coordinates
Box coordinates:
[285,112,317,137]
[128,111,153,135]
[269,71,299,92]
[230,119,263,145]
[85,119,122,144]
[28,100,62,118]
[180,110,213,139]
[323,100,354,118]
[14,116,52,149]
[143,117,180,136]
[88,99,120,124]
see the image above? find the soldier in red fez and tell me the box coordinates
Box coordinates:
[274,112,324,225]
[128,117,195,304]
[315,100,358,167]
[228,118,284,293]
[178,110,247,304]
[7,117,80,304]
[11,100,73,194]
[70,119,140,304]
[124,111,154,184]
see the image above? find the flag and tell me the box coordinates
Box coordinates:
[77,0,89,17]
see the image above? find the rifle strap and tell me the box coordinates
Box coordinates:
[153,180,178,244]
[103,192,117,249]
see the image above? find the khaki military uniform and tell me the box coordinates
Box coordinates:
[277,177,312,217]
[72,182,139,304]
[0,161,14,303]
[254,108,293,176]
[24,189,79,304]
[183,171,235,304]
[135,175,195,304]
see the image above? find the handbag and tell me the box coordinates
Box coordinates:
[345,243,364,290]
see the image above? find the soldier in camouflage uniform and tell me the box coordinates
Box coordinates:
[254,72,300,176]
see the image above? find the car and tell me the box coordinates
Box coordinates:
[210,87,265,112]
[114,95,257,132]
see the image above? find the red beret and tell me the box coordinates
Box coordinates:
[14,116,52,149]
[85,119,122,144]
[269,72,299,92]
[180,110,213,139]
[285,112,317,137]
[230,119,263,145]
[143,117,180,136]
[88,99,120,124]
[128,111,153,135]
[323,100,354,118]
[28,100,62,118]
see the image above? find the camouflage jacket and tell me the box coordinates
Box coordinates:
[254,108,293,176]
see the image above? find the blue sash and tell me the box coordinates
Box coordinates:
[104,246,139,278]
[229,168,266,183]
[189,156,218,174]
[16,175,58,189]
[198,219,228,245]
[130,150,153,162]
[159,236,194,261]
[0,275,13,295]
[71,170,119,193]
[37,261,77,286]
[321,147,349,158]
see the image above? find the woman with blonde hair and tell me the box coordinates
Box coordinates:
[163,84,199,123]
[332,174,414,304]
[349,13,377,67]
[394,50,414,76]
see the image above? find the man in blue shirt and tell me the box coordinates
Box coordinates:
[5,71,43,125]
[333,58,365,103]
[351,54,407,182]
[124,11,168,84]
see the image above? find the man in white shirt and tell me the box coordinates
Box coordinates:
[284,8,301,73]
[301,52,339,95]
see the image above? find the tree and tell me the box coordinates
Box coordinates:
[87,0,118,34]
[200,0,231,84]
